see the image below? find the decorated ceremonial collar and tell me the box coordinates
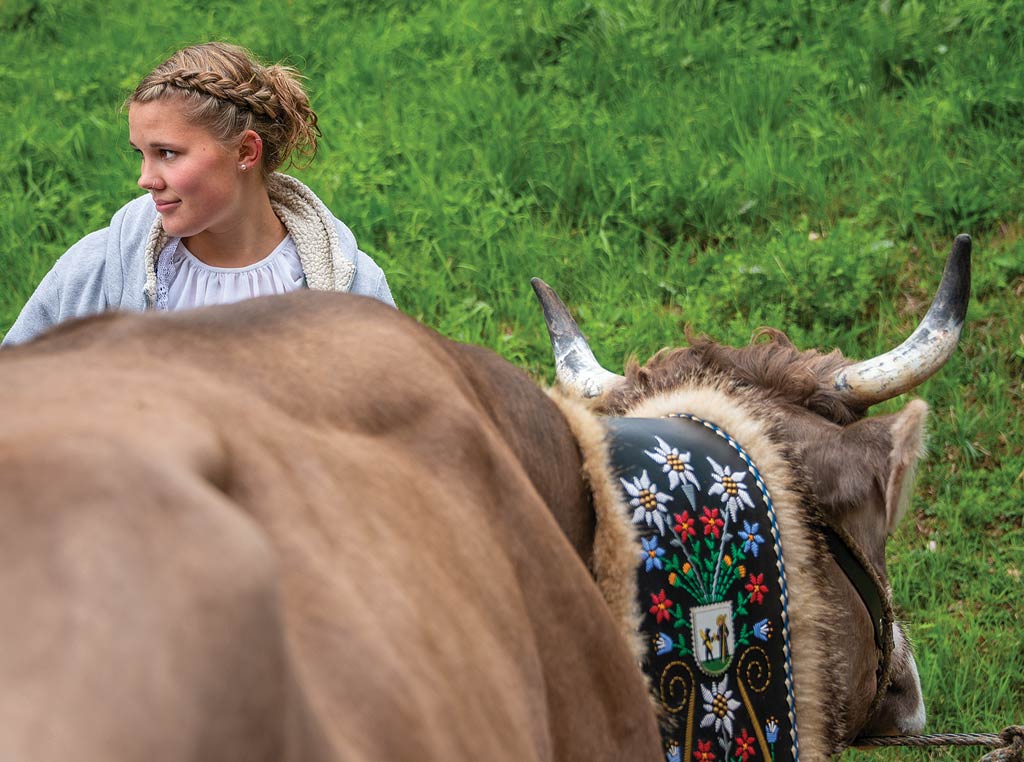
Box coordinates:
[608,412,801,762]
[607,412,897,761]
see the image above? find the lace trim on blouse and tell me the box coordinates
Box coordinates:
[155,235,305,312]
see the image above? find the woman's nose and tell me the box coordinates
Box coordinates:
[138,161,163,191]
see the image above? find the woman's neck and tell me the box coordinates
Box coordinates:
[182,190,287,268]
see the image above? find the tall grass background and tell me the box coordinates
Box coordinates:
[1,1,1021,757]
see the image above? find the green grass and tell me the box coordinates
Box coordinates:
[2,1,1022,757]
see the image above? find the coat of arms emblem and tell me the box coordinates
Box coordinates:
[691,601,735,676]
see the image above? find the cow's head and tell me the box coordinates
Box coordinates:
[533,235,970,752]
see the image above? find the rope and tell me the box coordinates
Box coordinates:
[855,727,1024,762]
[858,732,1004,748]
[979,728,1024,762]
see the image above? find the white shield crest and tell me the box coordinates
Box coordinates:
[690,601,735,676]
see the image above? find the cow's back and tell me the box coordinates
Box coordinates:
[0,293,661,761]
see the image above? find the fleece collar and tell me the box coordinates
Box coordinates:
[143,173,354,305]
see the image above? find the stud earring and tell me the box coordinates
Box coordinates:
[240,164,247,171]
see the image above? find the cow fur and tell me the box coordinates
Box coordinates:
[601,328,865,425]
[0,294,663,762]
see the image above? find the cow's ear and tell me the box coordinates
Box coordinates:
[883,399,929,533]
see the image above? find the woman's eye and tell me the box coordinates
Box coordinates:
[160,149,177,160]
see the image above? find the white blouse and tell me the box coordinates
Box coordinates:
[162,235,306,311]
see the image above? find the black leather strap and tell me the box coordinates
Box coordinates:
[821,525,891,656]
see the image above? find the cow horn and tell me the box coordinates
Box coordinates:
[832,234,972,406]
[531,278,625,398]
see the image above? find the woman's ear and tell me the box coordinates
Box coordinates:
[238,130,262,169]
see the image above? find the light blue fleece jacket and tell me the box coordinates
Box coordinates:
[3,174,394,346]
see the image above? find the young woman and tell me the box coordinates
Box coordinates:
[4,42,394,346]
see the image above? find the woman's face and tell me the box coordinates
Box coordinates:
[128,98,247,241]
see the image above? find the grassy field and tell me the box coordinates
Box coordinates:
[2,0,1022,757]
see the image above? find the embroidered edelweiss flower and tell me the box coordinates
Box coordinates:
[640,536,666,572]
[706,457,755,521]
[649,589,673,624]
[654,632,674,656]
[693,739,716,762]
[645,436,700,491]
[738,520,765,558]
[735,729,757,761]
[700,677,742,736]
[621,470,673,534]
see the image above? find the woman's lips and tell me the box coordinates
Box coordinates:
[154,199,180,213]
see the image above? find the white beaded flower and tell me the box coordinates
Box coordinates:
[645,436,700,492]
[699,676,742,736]
[707,456,755,521]
[620,470,673,534]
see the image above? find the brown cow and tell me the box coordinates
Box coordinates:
[0,236,969,761]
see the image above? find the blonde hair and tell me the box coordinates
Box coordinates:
[128,42,320,173]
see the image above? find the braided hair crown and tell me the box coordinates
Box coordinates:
[128,42,320,173]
